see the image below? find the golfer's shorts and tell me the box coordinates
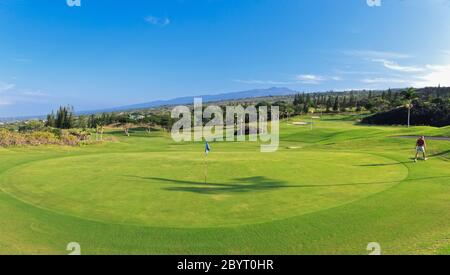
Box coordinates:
[416,146,425,153]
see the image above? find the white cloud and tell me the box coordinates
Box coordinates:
[412,64,450,87]
[0,82,14,107]
[372,59,424,73]
[21,90,49,97]
[361,77,408,84]
[330,76,343,81]
[296,74,326,84]
[358,63,450,88]
[341,48,450,88]
[343,50,411,59]
[145,16,170,27]
[295,74,342,84]
[0,82,51,110]
[334,69,378,76]
[0,82,15,93]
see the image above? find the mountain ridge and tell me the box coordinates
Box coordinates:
[77,87,297,114]
[0,87,296,121]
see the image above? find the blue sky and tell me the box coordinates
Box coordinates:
[1,0,450,117]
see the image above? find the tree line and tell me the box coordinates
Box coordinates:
[46,106,75,129]
[42,86,449,131]
[45,107,174,131]
[362,87,449,127]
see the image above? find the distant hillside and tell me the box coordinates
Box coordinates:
[0,87,296,122]
[0,115,46,123]
[78,87,296,114]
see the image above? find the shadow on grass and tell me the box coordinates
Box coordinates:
[126,176,289,194]
[123,175,434,195]
[430,150,450,158]
[355,161,414,167]
[356,152,450,167]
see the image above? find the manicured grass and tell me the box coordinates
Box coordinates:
[0,115,449,254]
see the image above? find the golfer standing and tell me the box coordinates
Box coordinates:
[415,136,428,162]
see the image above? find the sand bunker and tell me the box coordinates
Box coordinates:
[291,122,309,126]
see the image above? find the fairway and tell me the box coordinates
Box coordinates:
[0,116,449,254]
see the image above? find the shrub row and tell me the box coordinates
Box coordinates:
[0,129,91,147]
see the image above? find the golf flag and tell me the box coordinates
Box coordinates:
[205,141,211,156]
[204,142,211,184]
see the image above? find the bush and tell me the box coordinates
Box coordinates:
[26,131,60,146]
[362,102,450,127]
[0,129,93,147]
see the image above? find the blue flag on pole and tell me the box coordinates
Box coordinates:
[205,141,211,156]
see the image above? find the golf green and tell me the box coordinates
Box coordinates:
[1,151,406,228]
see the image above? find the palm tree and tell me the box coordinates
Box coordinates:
[401,88,417,128]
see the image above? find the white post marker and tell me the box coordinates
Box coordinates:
[310,109,315,130]
[310,109,319,130]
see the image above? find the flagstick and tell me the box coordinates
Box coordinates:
[204,153,208,184]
